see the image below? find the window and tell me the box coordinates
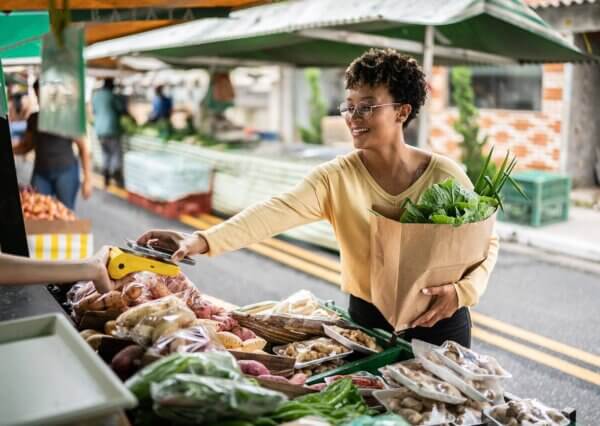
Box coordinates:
[449,65,542,111]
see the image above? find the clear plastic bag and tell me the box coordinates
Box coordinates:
[434,340,511,380]
[381,359,466,404]
[412,340,504,405]
[151,374,288,424]
[148,324,223,356]
[268,290,339,320]
[273,337,352,368]
[114,295,196,346]
[484,398,569,426]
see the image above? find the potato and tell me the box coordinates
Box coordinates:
[216,331,243,349]
[241,337,267,352]
[80,329,101,340]
[104,320,117,335]
[86,334,107,351]
[111,345,145,380]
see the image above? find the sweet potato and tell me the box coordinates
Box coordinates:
[238,360,270,377]
[111,345,145,380]
[216,331,243,349]
[88,291,125,311]
[257,374,289,384]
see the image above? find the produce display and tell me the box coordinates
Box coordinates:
[49,274,573,426]
[485,399,569,426]
[20,187,76,221]
[275,337,352,366]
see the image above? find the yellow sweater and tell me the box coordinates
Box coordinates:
[199,151,499,308]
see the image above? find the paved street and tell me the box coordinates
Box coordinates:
[77,189,599,424]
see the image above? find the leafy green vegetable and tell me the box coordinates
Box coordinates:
[255,378,374,425]
[151,374,287,424]
[398,149,525,226]
[126,352,244,401]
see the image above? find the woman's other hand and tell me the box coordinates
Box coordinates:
[137,229,208,262]
[88,246,113,294]
[82,178,92,199]
[411,284,459,328]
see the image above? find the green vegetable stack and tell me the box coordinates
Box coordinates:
[399,148,526,226]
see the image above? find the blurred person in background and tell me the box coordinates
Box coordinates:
[92,78,126,188]
[148,84,173,123]
[13,79,92,210]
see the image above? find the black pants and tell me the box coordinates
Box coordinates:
[348,295,472,348]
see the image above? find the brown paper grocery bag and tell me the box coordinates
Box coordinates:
[369,211,496,331]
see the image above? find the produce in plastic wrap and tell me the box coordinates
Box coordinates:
[485,399,569,426]
[435,340,511,380]
[328,326,381,352]
[115,295,197,346]
[373,386,454,426]
[269,290,338,319]
[151,374,287,424]
[126,351,244,401]
[298,358,346,377]
[275,337,351,365]
[412,339,504,404]
[381,359,465,404]
[257,378,373,425]
[447,404,486,426]
[149,324,222,356]
[325,372,386,390]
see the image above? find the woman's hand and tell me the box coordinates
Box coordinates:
[137,229,208,262]
[81,178,92,200]
[411,284,459,328]
[87,246,113,294]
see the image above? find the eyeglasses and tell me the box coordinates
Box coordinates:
[338,102,402,119]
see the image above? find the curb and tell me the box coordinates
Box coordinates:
[496,222,600,263]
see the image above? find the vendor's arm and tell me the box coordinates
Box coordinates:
[74,138,92,199]
[0,246,112,293]
[138,166,331,261]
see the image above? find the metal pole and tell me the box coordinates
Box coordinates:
[417,25,435,149]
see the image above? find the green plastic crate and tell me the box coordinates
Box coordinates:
[499,171,571,227]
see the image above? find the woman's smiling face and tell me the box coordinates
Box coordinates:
[343,84,411,151]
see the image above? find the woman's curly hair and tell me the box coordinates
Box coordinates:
[344,48,428,127]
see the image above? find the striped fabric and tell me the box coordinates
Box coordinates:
[27,234,94,260]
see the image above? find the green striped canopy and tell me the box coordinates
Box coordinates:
[0,13,49,61]
[86,0,593,66]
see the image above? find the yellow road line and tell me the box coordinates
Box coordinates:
[472,327,600,386]
[472,311,600,369]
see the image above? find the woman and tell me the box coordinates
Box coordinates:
[13,79,92,210]
[137,49,499,348]
[0,246,112,293]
